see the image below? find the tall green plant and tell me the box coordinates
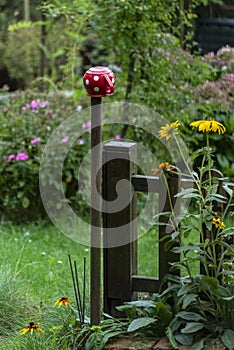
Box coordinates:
[154,118,234,348]
[92,118,233,349]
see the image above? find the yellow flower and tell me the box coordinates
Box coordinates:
[158,121,180,140]
[190,119,226,134]
[208,263,213,268]
[54,297,70,308]
[212,217,225,229]
[20,322,43,335]
[152,162,177,176]
[159,162,176,172]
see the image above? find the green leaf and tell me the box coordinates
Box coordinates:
[21,197,30,208]
[115,304,136,319]
[191,339,204,350]
[100,329,125,349]
[127,317,156,332]
[174,187,200,199]
[223,184,233,198]
[181,322,204,334]
[171,245,199,253]
[126,300,155,308]
[190,148,207,161]
[176,312,204,322]
[175,333,193,346]
[182,294,198,309]
[221,329,234,350]
[8,21,37,31]
[177,283,192,297]
[165,327,178,349]
[200,276,218,290]
[155,302,173,326]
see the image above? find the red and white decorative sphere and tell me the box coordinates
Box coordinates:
[83,66,115,97]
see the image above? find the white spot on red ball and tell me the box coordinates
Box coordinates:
[85,79,89,85]
[94,76,99,81]
[112,78,115,83]
[94,87,99,92]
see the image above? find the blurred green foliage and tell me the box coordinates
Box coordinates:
[0,91,87,221]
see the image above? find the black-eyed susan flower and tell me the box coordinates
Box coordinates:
[212,217,225,229]
[159,162,177,172]
[158,121,180,140]
[54,297,70,308]
[20,322,43,335]
[190,119,226,134]
[152,162,177,176]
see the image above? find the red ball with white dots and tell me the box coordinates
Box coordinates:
[83,66,115,97]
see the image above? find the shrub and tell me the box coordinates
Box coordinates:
[0,91,88,221]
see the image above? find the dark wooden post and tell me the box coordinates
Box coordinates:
[90,97,102,325]
[159,173,180,281]
[83,66,115,325]
[103,141,137,317]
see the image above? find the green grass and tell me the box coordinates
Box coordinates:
[0,221,90,302]
[0,219,201,349]
[0,221,90,349]
[138,228,158,277]
[0,220,159,349]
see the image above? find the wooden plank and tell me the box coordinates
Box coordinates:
[131,175,160,193]
[132,175,194,193]
[103,141,138,317]
[132,174,234,198]
[132,275,161,293]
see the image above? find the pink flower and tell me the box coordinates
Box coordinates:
[22,105,29,111]
[16,152,29,161]
[114,134,121,140]
[86,120,91,128]
[86,121,92,133]
[30,100,39,110]
[31,137,41,145]
[61,136,70,144]
[7,154,15,162]
[39,100,49,108]
[82,121,92,134]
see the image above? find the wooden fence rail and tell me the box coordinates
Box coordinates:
[102,141,234,316]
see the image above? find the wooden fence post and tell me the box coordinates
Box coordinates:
[103,141,137,316]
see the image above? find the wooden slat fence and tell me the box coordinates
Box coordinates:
[102,141,234,316]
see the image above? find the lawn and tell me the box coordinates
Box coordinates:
[0,219,159,349]
[0,221,90,349]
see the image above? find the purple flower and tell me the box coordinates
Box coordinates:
[39,100,49,108]
[82,120,92,134]
[61,136,70,144]
[31,137,41,145]
[7,154,15,162]
[86,121,91,133]
[76,105,82,112]
[114,134,121,140]
[22,104,29,111]
[16,152,29,161]
[86,120,91,128]
[77,138,86,145]
[30,100,39,110]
